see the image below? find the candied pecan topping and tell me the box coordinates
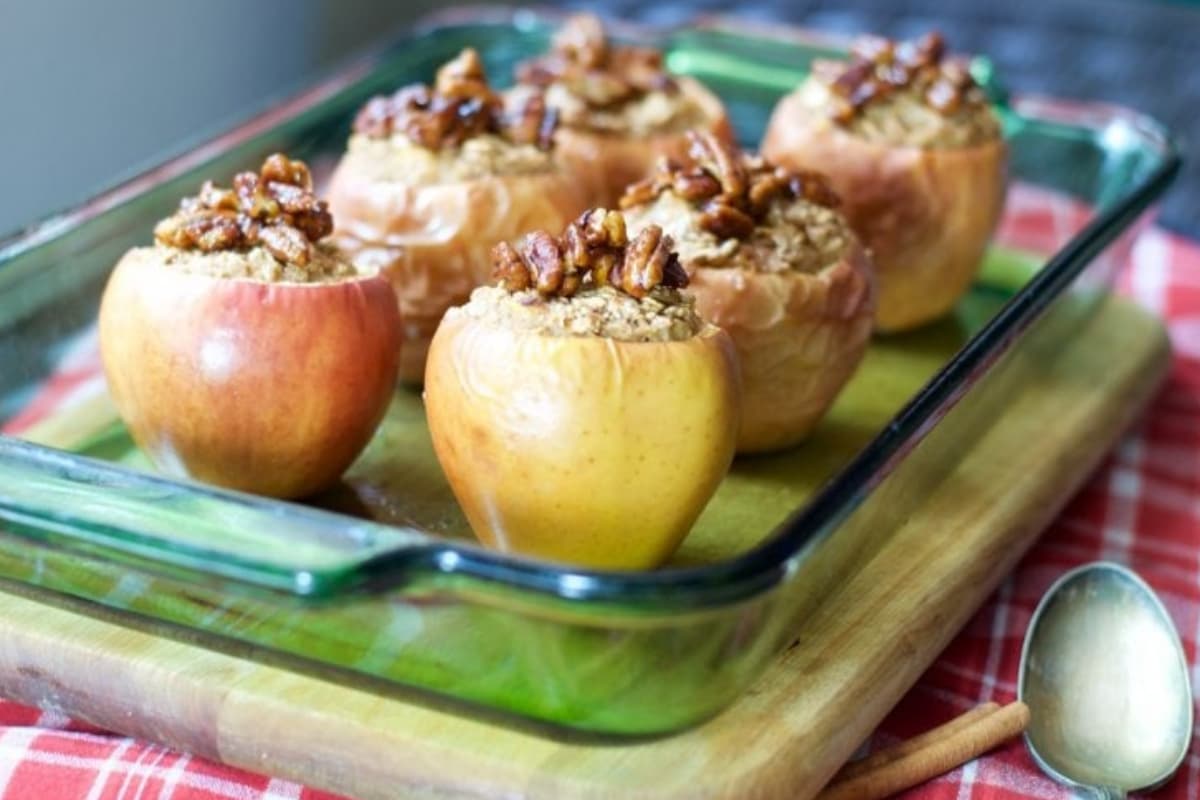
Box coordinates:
[491,208,687,299]
[153,154,332,266]
[812,31,987,123]
[620,131,840,240]
[515,14,677,110]
[352,48,557,150]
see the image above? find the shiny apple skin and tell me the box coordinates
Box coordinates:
[761,88,1008,332]
[98,251,401,499]
[424,311,741,569]
[687,241,875,453]
[327,158,589,385]
[555,77,736,206]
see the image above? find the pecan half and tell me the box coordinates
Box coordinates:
[153,154,332,266]
[489,209,686,299]
[699,202,756,240]
[616,225,686,298]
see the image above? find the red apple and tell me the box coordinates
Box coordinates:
[98,251,401,498]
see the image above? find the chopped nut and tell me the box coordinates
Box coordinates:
[153,154,332,266]
[502,91,559,150]
[434,48,491,100]
[553,13,608,69]
[260,152,314,189]
[257,224,311,266]
[619,131,840,241]
[492,241,533,292]
[925,79,961,113]
[353,49,556,151]
[489,209,686,299]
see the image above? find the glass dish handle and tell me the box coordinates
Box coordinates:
[0,436,432,598]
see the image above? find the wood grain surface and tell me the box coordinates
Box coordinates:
[0,296,1170,800]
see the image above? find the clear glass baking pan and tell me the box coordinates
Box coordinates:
[0,8,1180,735]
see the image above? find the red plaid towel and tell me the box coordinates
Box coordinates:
[0,185,1196,798]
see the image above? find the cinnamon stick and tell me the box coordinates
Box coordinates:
[816,700,1030,800]
[835,701,1000,781]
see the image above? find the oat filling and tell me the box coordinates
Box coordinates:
[620,132,853,273]
[805,32,1002,148]
[454,208,702,342]
[148,154,355,283]
[516,14,706,137]
[349,48,559,183]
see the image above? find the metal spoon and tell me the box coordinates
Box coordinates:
[1018,561,1193,799]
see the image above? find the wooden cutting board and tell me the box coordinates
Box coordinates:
[0,296,1169,800]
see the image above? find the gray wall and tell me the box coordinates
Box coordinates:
[0,0,441,238]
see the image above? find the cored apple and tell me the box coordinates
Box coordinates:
[424,306,739,569]
[327,162,587,384]
[762,100,1006,332]
[687,242,875,452]
[621,131,876,453]
[99,252,401,499]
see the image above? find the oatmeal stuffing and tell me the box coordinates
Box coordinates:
[459,285,702,342]
[129,242,355,284]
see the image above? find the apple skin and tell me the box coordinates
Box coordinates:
[327,159,589,385]
[761,87,1007,332]
[98,250,401,499]
[424,310,741,569]
[554,77,736,206]
[687,241,875,453]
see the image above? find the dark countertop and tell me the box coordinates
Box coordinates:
[581,0,1199,235]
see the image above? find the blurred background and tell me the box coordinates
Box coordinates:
[1,0,1196,238]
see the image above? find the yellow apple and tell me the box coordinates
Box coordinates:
[424,309,740,569]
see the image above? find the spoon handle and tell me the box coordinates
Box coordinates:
[1090,787,1125,800]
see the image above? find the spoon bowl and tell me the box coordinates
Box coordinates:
[1018,562,1192,798]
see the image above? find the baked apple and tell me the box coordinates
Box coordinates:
[761,32,1006,332]
[424,209,740,569]
[514,13,733,205]
[622,132,874,453]
[328,48,589,384]
[99,154,401,499]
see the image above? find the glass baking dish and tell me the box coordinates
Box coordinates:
[0,9,1180,735]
